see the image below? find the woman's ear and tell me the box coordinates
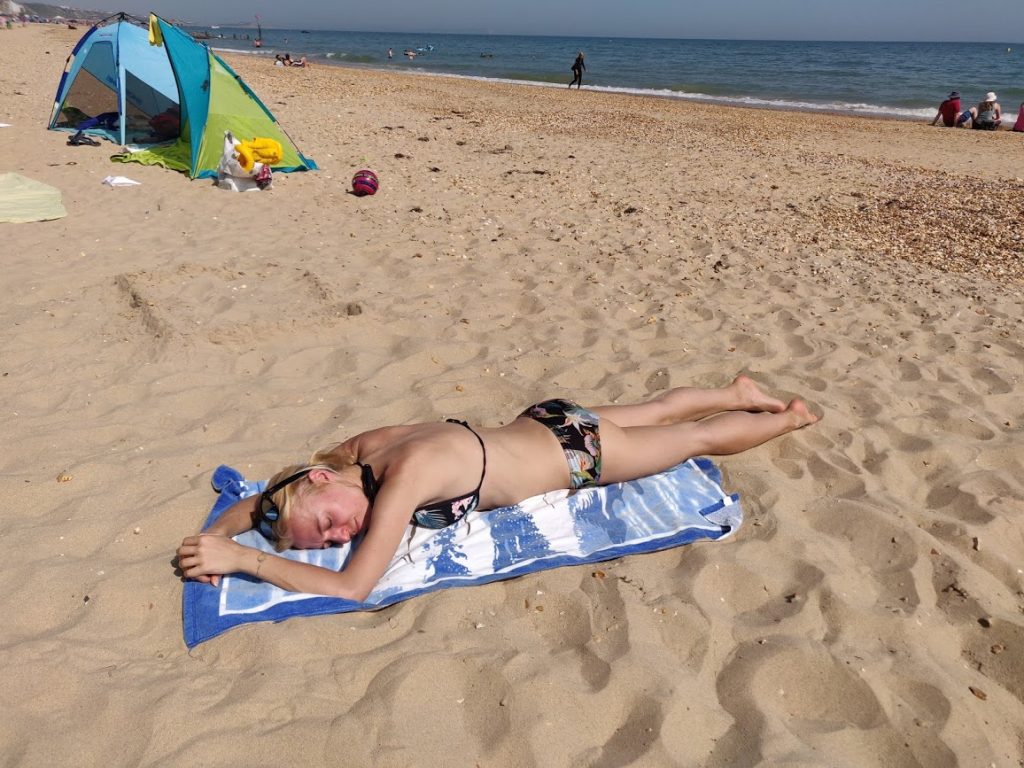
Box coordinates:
[307,467,335,485]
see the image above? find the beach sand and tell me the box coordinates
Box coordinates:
[2,23,1023,767]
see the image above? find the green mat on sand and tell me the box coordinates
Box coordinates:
[0,173,67,223]
[111,140,192,173]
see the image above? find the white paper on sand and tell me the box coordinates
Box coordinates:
[0,123,11,128]
[102,175,141,187]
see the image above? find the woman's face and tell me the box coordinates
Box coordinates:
[288,482,364,549]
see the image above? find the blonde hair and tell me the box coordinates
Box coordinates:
[265,443,356,551]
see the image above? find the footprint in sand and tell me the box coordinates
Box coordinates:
[709,639,891,764]
[727,332,768,358]
[924,482,996,526]
[577,695,664,767]
[895,356,923,381]
[805,453,867,500]
[810,498,920,612]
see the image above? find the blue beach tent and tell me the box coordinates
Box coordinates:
[48,13,316,178]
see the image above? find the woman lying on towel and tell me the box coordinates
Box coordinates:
[177,376,817,599]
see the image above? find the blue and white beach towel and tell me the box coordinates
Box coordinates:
[182,461,741,647]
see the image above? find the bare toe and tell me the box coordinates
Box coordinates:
[734,374,787,413]
[786,398,819,427]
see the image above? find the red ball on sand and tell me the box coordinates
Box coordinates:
[352,169,379,196]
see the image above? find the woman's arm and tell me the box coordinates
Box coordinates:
[204,495,259,537]
[176,495,258,585]
[177,534,372,599]
[319,473,418,599]
[178,468,420,601]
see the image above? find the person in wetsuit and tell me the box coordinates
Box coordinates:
[569,51,586,89]
[177,375,818,600]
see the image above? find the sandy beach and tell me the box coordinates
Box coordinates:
[2,22,1023,766]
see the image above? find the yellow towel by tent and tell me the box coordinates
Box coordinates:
[234,138,283,172]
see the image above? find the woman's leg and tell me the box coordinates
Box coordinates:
[597,399,818,485]
[590,375,785,428]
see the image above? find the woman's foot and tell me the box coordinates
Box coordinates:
[785,398,819,428]
[731,375,787,413]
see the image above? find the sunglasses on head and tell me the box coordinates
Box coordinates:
[255,467,313,541]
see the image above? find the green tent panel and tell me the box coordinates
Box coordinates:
[48,13,316,179]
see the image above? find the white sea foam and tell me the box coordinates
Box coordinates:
[392,68,936,122]
[209,46,271,57]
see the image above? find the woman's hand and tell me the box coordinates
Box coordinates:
[177,533,249,587]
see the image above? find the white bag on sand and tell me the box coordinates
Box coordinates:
[101,175,141,187]
[216,131,266,192]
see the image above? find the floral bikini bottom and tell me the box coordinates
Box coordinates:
[519,399,602,490]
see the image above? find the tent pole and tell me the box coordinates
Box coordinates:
[115,21,127,146]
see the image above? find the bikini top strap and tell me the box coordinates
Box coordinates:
[445,418,487,490]
[355,461,379,503]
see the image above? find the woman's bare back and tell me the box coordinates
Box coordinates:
[333,418,571,512]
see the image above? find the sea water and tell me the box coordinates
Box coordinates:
[192,28,1024,121]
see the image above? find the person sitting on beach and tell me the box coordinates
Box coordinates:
[569,51,586,89]
[931,90,961,127]
[961,92,1002,130]
[274,54,285,67]
[177,376,819,599]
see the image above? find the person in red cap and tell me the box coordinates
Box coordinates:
[931,91,961,127]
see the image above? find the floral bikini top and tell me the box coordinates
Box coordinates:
[357,420,487,529]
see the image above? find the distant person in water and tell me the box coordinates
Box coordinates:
[569,51,586,89]
[931,90,961,127]
[388,48,393,59]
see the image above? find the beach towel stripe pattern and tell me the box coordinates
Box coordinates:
[183,461,741,647]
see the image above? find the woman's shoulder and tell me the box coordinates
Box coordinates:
[341,423,435,460]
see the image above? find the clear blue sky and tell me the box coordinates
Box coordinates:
[66,0,1023,42]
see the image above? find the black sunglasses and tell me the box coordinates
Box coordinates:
[255,468,313,541]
